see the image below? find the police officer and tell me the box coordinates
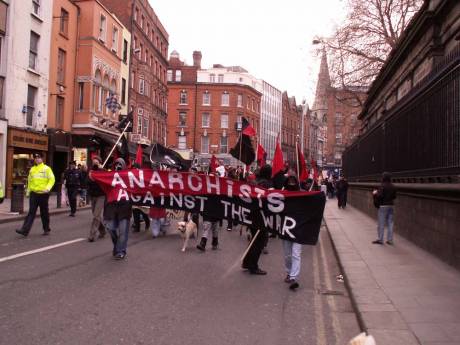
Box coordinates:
[16,153,55,236]
[0,179,4,204]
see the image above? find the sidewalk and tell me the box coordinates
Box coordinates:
[324,201,460,345]
[0,195,90,224]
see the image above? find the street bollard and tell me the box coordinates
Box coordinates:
[56,183,62,208]
[11,183,25,214]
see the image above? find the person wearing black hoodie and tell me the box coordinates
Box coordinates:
[372,172,397,245]
[242,164,273,275]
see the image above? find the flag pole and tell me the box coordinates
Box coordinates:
[241,229,261,262]
[238,130,243,164]
[102,121,131,168]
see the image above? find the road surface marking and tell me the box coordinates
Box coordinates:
[0,238,86,263]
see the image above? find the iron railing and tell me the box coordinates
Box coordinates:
[343,45,460,182]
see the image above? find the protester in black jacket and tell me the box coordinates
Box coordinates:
[87,156,106,242]
[103,158,132,259]
[336,176,349,209]
[242,164,273,275]
[64,161,81,217]
[372,172,397,245]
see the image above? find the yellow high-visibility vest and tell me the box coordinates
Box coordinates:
[27,163,55,195]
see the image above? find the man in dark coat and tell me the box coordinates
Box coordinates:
[242,164,273,275]
[372,172,397,245]
[63,161,81,217]
[336,175,349,209]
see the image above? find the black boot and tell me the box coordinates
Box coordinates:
[212,237,219,250]
[197,237,207,251]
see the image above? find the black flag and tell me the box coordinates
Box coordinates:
[149,142,191,171]
[117,111,133,132]
[230,134,255,165]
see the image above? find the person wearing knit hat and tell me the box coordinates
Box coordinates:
[103,158,132,259]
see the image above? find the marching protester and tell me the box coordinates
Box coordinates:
[149,205,167,238]
[63,161,81,217]
[16,153,55,237]
[103,158,131,259]
[372,172,397,245]
[282,175,303,290]
[79,165,88,207]
[87,156,106,242]
[336,175,349,209]
[242,164,273,275]
[197,212,221,251]
[131,163,150,232]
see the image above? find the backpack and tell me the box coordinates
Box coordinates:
[373,193,381,208]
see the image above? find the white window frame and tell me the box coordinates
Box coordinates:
[218,74,224,83]
[176,70,182,82]
[237,94,243,107]
[221,92,229,106]
[142,117,149,137]
[112,26,119,52]
[137,108,144,134]
[167,70,173,82]
[179,91,187,105]
[178,135,186,149]
[32,0,40,16]
[178,111,187,127]
[202,112,210,128]
[209,74,215,83]
[139,77,145,95]
[220,136,228,154]
[220,113,228,129]
[202,92,211,106]
[99,14,107,42]
[201,136,209,154]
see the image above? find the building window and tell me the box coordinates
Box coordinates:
[29,31,39,70]
[237,94,243,107]
[137,108,143,133]
[202,92,211,105]
[220,136,228,154]
[178,112,186,127]
[209,74,215,83]
[221,92,229,106]
[167,69,173,81]
[218,74,224,83]
[78,82,84,110]
[142,117,149,137]
[27,85,37,126]
[32,0,40,16]
[179,90,187,105]
[176,70,182,82]
[139,77,145,95]
[336,133,342,144]
[178,135,186,149]
[121,78,126,105]
[251,99,255,111]
[201,136,209,154]
[220,113,228,129]
[122,39,128,63]
[112,26,119,52]
[99,14,106,42]
[134,7,139,21]
[57,48,66,84]
[140,15,144,29]
[56,96,64,127]
[202,112,210,128]
[130,71,135,89]
[139,43,143,60]
[60,8,69,36]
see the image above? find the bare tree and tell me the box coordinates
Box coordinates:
[319,0,423,105]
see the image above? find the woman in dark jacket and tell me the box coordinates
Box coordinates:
[372,172,397,245]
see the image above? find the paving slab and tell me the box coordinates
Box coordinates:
[324,201,460,345]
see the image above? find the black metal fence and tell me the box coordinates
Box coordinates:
[343,46,460,182]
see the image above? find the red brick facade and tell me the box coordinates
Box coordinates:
[281,92,302,165]
[99,0,169,144]
[167,53,262,156]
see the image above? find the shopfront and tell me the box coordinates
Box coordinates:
[6,128,49,198]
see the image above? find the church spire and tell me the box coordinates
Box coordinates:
[312,48,331,111]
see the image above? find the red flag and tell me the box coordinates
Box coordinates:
[242,117,256,136]
[256,144,266,166]
[297,145,309,181]
[209,154,218,173]
[135,144,143,166]
[271,138,284,177]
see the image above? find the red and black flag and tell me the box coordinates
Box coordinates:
[242,117,256,136]
[230,117,256,165]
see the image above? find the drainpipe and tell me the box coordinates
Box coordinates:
[193,82,198,152]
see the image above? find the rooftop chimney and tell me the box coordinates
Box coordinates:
[193,51,202,68]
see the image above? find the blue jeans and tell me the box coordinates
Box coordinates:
[106,218,130,255]
[282,240,302,280]
[150,218,166,237]
[377,206,394,242]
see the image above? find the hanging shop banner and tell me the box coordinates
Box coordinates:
[92,170,326,245]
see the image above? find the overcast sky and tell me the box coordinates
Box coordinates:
[149,0,347,105]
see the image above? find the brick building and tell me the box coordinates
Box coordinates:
[99,0,169,145]
[311,50,365,169]
[281,92,302,166]
[167,51,262,165]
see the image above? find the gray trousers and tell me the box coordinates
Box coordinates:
[202,220,219,239]
[89,196,106,239]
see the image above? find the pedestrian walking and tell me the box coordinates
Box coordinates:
[372,172,397,245]
[336,175,349,208]
[196,213,221,251]
[87,156,106,242]
[79,165,88,206]
[149,206,167,238]
[15,153,55,237]
[242,164,272,275]
[63,161,81,217]
[282,175,303,290]
[104,158,131,260]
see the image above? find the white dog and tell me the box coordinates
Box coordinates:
[177,220,198,252]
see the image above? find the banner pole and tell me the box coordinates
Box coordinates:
[241,229,261,262]
[296,141,301,189]
[102,121,131,169]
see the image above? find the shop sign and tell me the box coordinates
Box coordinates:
[8,129,48,151]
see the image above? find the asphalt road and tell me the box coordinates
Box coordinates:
[0,209,360,345]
